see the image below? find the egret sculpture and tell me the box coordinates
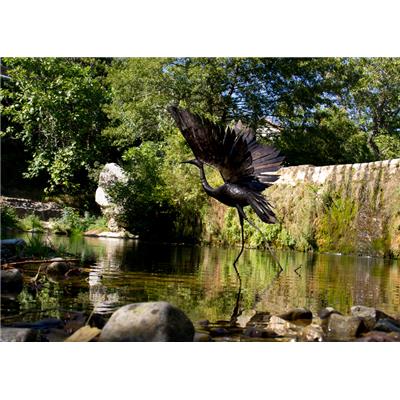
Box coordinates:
[168,106,284,280]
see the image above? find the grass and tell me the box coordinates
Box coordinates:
[50,208,108,235]
[23,235,71,259]
[18,214,45,232]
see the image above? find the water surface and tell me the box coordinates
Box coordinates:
[2,234,400,323]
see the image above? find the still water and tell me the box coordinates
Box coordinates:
[3,234,400,322]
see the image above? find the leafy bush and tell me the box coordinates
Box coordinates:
[19,214,44,232]
[51,207,105,235]
[0,206,19,231]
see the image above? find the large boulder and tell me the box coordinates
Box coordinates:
[99,302,195,342]
[95,163,128,232]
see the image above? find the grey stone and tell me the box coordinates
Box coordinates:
[95,163,128,232]
[265,316,302,337]
[326,313,366,340]
[46,261,69,275]
[99,301,195,342]
[301,324,324,342]
[243,326,271,338]
[350,305,380,331]
[248,311,271,325]
[236,309,257,328]
[1,268,23,292]
[0,327,37,342]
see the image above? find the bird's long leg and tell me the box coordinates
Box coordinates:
[232,208,244,284]
[237,206,283,272]
[229,279,242,326]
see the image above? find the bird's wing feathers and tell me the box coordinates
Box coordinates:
[168,106,284,192]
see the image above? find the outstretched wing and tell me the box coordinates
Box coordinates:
[168,106,284,193]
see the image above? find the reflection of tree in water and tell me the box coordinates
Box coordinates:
[10,234,399,323]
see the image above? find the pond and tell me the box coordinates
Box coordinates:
[2,233,400,325]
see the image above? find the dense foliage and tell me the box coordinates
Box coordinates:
[1,58,113,196]
[1,57,399,241]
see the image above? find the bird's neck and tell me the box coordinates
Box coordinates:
[198,164,216,196]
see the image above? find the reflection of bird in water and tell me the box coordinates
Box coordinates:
[168,106,284,281]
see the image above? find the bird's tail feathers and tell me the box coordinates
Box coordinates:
[247,192,277,224]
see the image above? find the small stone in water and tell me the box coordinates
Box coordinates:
[327,314,367,340]
[266,316,302,337]
[46,261,69,275]
[194,332,211,342]
[209,327,230,337]
[356,331,399,342]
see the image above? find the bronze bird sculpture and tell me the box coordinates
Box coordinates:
[168,106,284,280]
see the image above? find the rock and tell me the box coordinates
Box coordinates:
[236,309,257,328]
[265,316,302,337]
[300,322,325,342]
[99,302,195,342]
[350,305,391,331]
[318,307,342,320]
[243,326,269,338]
[95,163,128,232]
[1,268,23,292]
[356,331,400,342]
[209,327,230,337]
[46,260,69,274]
[279,307,313,323]
[1,239,26,261]
[0,327,37,342]
[326,313,367,340]
[373,318,400,334]
[84,230,136,239]
[247,311,271,325]
[194,332,211,342]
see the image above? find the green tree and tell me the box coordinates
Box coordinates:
[103,57,400,240]
[1,57,112,195]
[345,58,400,160]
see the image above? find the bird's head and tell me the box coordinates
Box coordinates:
[181,159,203,169]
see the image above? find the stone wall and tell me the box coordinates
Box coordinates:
[204,158,400,258]
[275,158,400,187]
[271,158,400,257]
[0,196,64,220]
